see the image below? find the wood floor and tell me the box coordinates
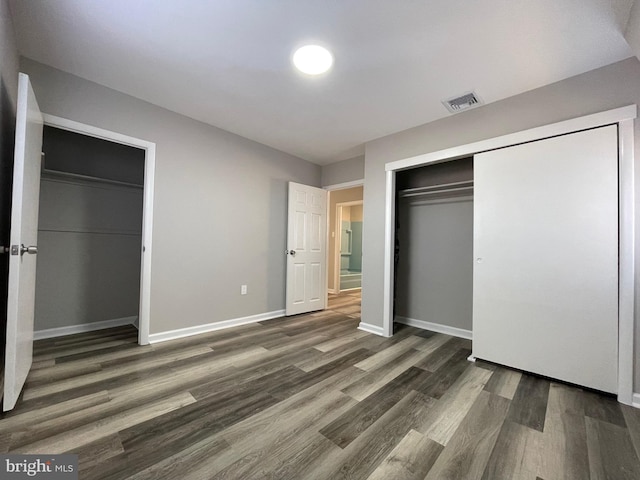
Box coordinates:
[2,290,640,479]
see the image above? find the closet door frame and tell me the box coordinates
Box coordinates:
[381,105,636,405]
[41,114,157,346]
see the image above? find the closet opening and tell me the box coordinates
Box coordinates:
[34,125,146,342]
[394,157,474,339]
[379,105,636,403]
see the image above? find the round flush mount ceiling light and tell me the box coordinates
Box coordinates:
[293,45,333,75]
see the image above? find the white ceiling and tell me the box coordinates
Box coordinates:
[9,0,636,165]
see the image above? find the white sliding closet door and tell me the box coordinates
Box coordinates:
[473,125,618,393]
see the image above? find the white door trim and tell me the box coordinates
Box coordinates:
[381,170,395,337]
[322,179,364,190]
[618,117,635,404]
[41,114,156,346]
[381,104,637,405]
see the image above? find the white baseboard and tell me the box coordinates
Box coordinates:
[148,309,286,344]
[632,393,640,408]
[328,289,337,294]
[358,322,388,337]
[395,316,473,340]
[34,316,138,340]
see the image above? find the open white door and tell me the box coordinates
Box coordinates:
[4,73,43,411]
[286,182,327,315]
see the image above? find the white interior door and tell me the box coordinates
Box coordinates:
[286,182,327,315]
[473,125,619,393]
[4,73,43,411]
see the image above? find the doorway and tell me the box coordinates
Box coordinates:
[336,201,363,291]
[394,158,474,338]
[35,125,145,344]
[326,185,363,294]
[39,115,155,345]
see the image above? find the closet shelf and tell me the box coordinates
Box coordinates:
[41,168,144,189]
[398,180,473,198]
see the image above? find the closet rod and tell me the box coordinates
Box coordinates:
[41,168,144,189]
[400,185,473,198]
[398,179,473,196]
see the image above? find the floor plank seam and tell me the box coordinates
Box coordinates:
[6,293,640,479]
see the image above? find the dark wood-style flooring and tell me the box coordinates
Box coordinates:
[1,291,640,479]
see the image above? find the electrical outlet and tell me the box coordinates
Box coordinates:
[241,285,247,295]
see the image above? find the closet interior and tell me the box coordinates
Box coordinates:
[35,126,145,337]
[394,157,474,335]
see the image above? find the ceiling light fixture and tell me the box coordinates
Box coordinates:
[293,45,333,75]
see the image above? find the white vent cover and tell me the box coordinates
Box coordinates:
[442,91,483,114]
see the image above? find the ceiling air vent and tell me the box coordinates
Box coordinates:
[442,91,483,114]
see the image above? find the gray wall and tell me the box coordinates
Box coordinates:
[0,0,19,393]
[321,155,364,187]
[361,57,640,389]
[21,58,321,335]
[35,173,143,330]
[396,198,473,331]
[627,0,640,61]
[328,186,363,291]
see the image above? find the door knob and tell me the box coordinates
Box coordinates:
[20,244,37,255]
[286,250,296,256]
